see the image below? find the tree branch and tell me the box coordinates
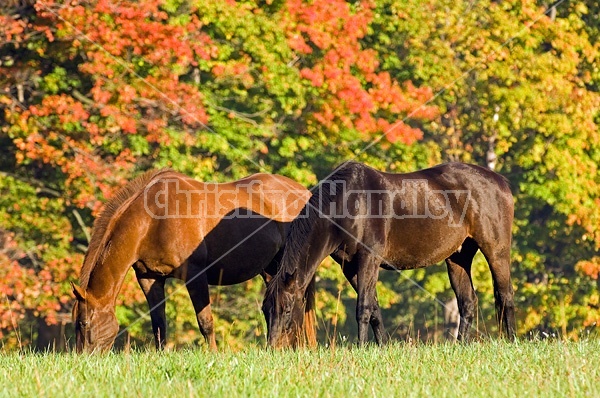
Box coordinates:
[0,171,62,198]
[71,209,90,244]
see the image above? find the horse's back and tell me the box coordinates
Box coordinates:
[325,161,514,268]
[375,162,510,193]
[418,162,514,223]
[120,171,308,284]
[231,173,310,223]
[424,162,510,191]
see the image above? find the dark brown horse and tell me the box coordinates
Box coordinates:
[263,161,516,347]
[72,169,315,353]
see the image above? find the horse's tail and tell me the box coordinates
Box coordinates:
[303,273,317,348]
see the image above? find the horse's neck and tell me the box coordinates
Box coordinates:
[86,243,135,306]
[288,216,339,292]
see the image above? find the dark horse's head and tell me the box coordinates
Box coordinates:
[262,269,306,348]
[72,283,119,353]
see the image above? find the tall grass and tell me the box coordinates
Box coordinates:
[1,340,599,397]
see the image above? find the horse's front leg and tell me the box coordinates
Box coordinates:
[136,275,167,350]
[356,253,387,345]
[185,269,217,351]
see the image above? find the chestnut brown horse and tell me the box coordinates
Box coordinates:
[72,169,314,353]
[263,161,516,347]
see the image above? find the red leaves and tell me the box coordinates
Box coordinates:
[61,1,214,68]
[0,15,27,44]
[118,85,136,105]
[91,83,112,105]
[300,68,323,87]
[4,0,212,222]
[59,0,214,135]
[3,0,218,220]
[285,0,437,142]
[383,121,424,145]
[0,231,85,333]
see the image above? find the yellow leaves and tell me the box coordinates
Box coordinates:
[522,310,543,333]
[375,281,399,309]
[589,292,599,308]
[575,3,589,15]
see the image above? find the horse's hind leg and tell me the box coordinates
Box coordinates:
[354,253,387,346]
[136,275,167,350]
[339,258,387,346]
[186,272,217,351]
[446,238,479,341]
[479,244,516,340]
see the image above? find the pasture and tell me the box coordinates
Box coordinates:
[1,340,599,397]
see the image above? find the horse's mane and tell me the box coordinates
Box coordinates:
[79,168,174,288]
[267,161,361,295]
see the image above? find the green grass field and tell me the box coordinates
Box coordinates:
[1,340,599,397]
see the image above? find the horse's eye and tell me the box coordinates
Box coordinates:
[79,320,88,328]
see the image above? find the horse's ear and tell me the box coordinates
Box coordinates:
[71,282,86,301]
[283,268,297,288]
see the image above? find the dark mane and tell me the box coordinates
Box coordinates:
[79,168,174,288]
[266,161,361,296]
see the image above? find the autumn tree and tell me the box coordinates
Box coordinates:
[358,0,600,339]
[0,0,436,348]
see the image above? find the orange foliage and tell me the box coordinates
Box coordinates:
[576,257,600,280]
[285,0,437,142]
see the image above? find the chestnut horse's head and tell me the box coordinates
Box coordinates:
[262,270,306,348]
[72,283,118,353]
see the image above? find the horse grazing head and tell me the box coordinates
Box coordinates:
[262,269,306,348]
[71,283,119,353]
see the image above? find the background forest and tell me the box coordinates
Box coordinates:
[0,0,599,350]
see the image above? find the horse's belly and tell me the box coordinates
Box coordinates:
[203,225,284,285]
[204,260,268,285]
[384,220,468,269]
[133,259,178,277]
